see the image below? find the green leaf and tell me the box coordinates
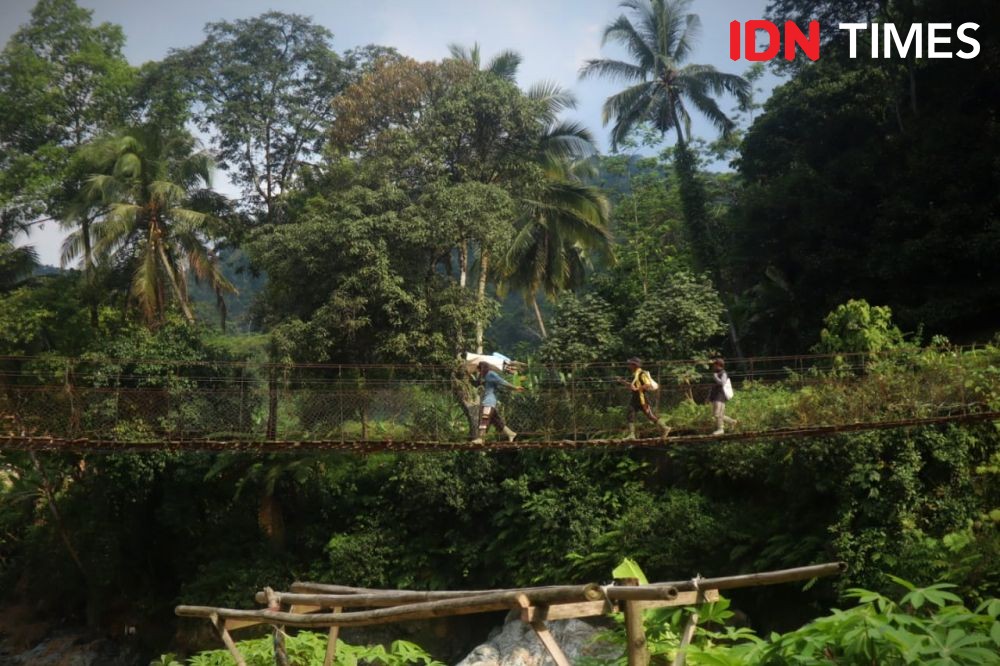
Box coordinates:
[612,557,649,585]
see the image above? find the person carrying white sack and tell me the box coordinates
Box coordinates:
[472,361,524,443]
[709,357,737,435]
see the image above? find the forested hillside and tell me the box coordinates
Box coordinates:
[0,0,997,663]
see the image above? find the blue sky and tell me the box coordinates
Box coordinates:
[2,0,779,265]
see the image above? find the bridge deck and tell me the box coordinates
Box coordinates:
[2,410,996,453]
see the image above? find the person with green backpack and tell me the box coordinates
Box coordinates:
[617,357,671,439]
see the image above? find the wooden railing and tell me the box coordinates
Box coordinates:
[176,561,846,666]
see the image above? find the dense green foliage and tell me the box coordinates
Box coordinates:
[587,578,1000,665]
[157,636,442,666]
[0,0,997,661]
[729,0,1000,352]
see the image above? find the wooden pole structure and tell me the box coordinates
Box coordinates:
[517,594,571,666]
[260,584,676,610]
[180,563,846,661]
[605,585,678,602]
[322,607,342,666]
[265,587,290,666]
[210,612,247,666]
[179,584,605,629]
[671,587,705,666]
[667,562,846,592]
[290,581,599,597]
[616,577,649,666]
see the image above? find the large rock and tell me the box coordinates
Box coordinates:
[455,613,618,666]
[0,632,140,666]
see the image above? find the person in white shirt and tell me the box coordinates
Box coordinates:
[709,357,737,435]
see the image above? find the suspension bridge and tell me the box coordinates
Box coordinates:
[0,346,996,453]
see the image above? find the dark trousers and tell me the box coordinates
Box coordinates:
[628,392,659,424]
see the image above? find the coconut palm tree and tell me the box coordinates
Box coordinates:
[64,123,234,325]
[579,0,751,149]
[580,0,750,357]
[504,156,611,337]
[443,47,613,342]
[499,82,612,338]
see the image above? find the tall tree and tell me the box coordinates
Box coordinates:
[0,0,133,262]
[729,0,1000,351]
[501,82,612,338]
[67,124,234,325]
[503,157,611,337]
[177,12,347,224]
[443,49,610,346]
[580,0,750,356]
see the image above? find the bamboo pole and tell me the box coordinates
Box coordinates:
[671,590,705,666]
[291,582,382,594]
[178,584,604,629]
[605,585,678,602]
[665,562,846,592]
[211,613,247,666]
[322,607,342,666]
[258,583,646,609]
[516,594,572,666]
[265,588,290,666]
[616,577,649,666]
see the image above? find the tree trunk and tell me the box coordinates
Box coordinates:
[475,250,489,354]
[157,241,195,323]
[672,137,746,361]
[82,217,98,328]
[458,243,468,289]
[29,451,87,579]
[724,303,745,361]
[531,295,547,338]
[258,492,286,549]
[626,167,648,296]
[671,105,687,149]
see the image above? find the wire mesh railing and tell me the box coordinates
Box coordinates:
[0,345,996,446]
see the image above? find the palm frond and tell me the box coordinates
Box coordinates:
[0,243,39,288]
[527,80,577,124]
[85,174,121,202]
[90,204,140,257]
[178,150,214,188]
[678,64,752,108]
[114,152,142,179]
[170,207,212,233]
[601,14,656,70]
[681,82,736,136]
[447,42,479,66]
[539,120,598,161]
[672,12,701,62]
[486,49,522,81]
[578,58,647,84]
[150,180,187,207]
[619,0,662,60]
[602,81,656,148]
[60,230,87,268]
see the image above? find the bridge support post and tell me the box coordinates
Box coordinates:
[322,608,341,666]
[616,577,649,666]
